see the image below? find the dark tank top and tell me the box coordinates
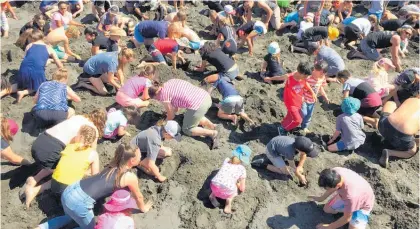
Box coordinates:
[366,31,393,49]
[80,167,118,200]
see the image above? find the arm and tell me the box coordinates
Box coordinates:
[296,152,307,171]
[48,47,64,69]
[338,4,344,21]
[117,126,128,136]
[142,87,150,100]
[163,102,176,120]
[107,72,121,89]
[63,37,79,58]
[328,130,341,144]
[72,3,84,17]
[246,31,257,55]
[260,61,268,73]
[342,90,349,98]
[6,2,17,19]
[238,178,245,192]
[309,188,336,202]
[116,68,125,84]
[196,60,207,72]
[89,151,100,176]
[264,73,288,82]
[305,81,317,102]
[124,172,152,212]
[246,7,252,22]
[258,2,273,25]
[55,20,63,28]
[69,20,85,27]
[390,35,401,72]
[146,158,166,181]
[171,52,177,70]
[67,86,81,102]
[91,45,100,55]
[327,212,352,229]
[207,86,215,94]
[33,90,39,104]
[319,86,329,103]
[303,0,309,15]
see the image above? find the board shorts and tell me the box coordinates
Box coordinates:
[210,182,237,200]
[342,16,356,25]
[265,149,286,168]
[360,38,380,61]
[31,132,66,169]
[328,194,371,229]
[378,112,415,151]
[182,95,212,136]
[116,91,145,107]
[220,95,244,115]
[34,109,68,128]
[219,64,239,82]
[52,45,66,59]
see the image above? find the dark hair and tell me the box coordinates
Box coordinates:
[106,143,138,188]
[318,169,341,188]
[148,81,163,98]
[84,27,98,36]
[297,61,313,76]
[58,1,68,7]
[122,106,137,123]
[314,60,328,73]
[337,70,351,80]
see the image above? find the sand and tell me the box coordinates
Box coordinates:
[1,1,419,229]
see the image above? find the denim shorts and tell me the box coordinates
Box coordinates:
[360,38,380,61]
[149,45,166,63]
[62,181,96,228]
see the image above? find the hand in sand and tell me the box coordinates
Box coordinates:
[73,54,81,60]
[142,200,153,213]
[308,195,323,202]
[296,173,307,185]
[323,97,330,104]
[157,175,167,182]
[263,77,272,83]
[316,223,331,229]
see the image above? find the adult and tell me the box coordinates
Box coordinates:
[35,143,153,229]
[349,26,413,72]
[310,43,345,79]
[378,98,419,168]
[16,14,47,50]
[68,0,84,18]
[310,167,375,229]
[262,136,319,185]
[77,48,135,95]
[1,118,31,166]
[25,109,106,205]
[125,0,149,20]
[149,79,220,149]
[132,120,181,182]
[379,15,418,31]
[50,1,84,30]
[236,20,267,56]
[133,20,168,47]
[97,5,121,33]
[196,41,240,84]
[33,68,81,129]
[291,26,339,54]
[45,26,82,62]
[84,26,114,56]
[389,68,420,105]
[168,22,202,51]
[303,0,326,26]
[244,0,281,30]
[12,30,63,103]
[342,15,377,48]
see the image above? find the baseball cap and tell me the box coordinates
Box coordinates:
[396,69,416,88]
[401,24,413,30]
[341,97,361,115]
[253,21,267,35]
[224,5,236,15]
[294,136,319,158]
[268,42,280,55]
[150,0,159,11]
[232,145,252,164]
[103,190,138,212]
[164,120,182,142]
[377,58,395,69]
[109,5,119,15]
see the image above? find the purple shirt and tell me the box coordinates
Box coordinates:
[136,20,168,39]
[120,76,152,98]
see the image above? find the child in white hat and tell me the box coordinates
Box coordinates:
[260,42,285,81]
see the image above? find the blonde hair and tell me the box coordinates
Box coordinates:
[368,14,378,25]
[66,25,80,38]
[84,109,107,138]
[397,27,412,36]
[219,17,232,26]
[53,68,68,81]
[75,125,97,151]
[370,60,387,78]
[167,22,183,39]
[118,48,134,68]
[176,10,187,22]
[30,30,44,42]
[229,156,241,165]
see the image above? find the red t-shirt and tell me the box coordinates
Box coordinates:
[153,39,179,55]
[283,72,311,108]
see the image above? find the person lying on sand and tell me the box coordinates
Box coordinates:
[309,167,375,229]
[209,145,250,214]
[45,25,83,62]
[387,68,420,106]
[262,136,319,185]
[132,120,181,182]
[1,117,31,166]
[377,97,420,169]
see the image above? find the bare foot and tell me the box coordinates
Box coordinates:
[209,194,220,208]
[26,177,36,187]
[210,129,220,150]
[223,204,232,214]
[24,186,36,208]
[16,91,26,103]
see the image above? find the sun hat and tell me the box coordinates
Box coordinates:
[253,21,267,35]
[164,120,182,142]
[175,37,190,48]
[103,189,138,212]
[8,119,18,136]
[109,5,119,15]
[232,145,252,164]
[328,26,339,40]
[150,0,159,11]
[341,97,361,115]
[224,5,236,15]
[294,136,319,158]
[377,58,395,69]
[268,42,280,55]
[303,12,315,21]
[109,26,126,37]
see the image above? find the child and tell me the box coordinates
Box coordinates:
[333,0,353,24]
[209,145,251,214]
[24,125,99,208]
[1,117,31,166]
[208,78,255,127]
[364,58,396,98]
[327,97,366,152]
[264,61,316,135]
[1,0,18,38]
[237,20,267,56]
[103,107,135,140]
[297,13,314,41]
[116,65,155,108]
[260,42,285,81]
[301,61,330,134]
[95,189,137,229]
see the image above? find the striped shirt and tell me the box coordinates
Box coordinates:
[157,79,209,110]
[303,76,327,104]
[34,81,68,111]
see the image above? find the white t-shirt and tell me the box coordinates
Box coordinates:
[351,18,372,36]
[298,21,314,40]
[46,115,97,145]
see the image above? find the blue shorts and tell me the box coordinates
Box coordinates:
[149,45,166,63]
[189,41,201,50]
[218,65,239,82]
[134,24,144,43]
[342,16,356,25]
[336,140,347,151]
[328,195,370,229]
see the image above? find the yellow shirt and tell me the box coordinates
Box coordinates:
[52,143,92,185]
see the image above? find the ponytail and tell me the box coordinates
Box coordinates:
[106,143,138,188]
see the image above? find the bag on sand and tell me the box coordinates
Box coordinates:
[250,154,272,169]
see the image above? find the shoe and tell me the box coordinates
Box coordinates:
[278,126,287,136]
[379,149,389,168]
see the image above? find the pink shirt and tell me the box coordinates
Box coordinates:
[333,167,375,213]
[120,76,152,98]
[303,76,327,104]
[211,158,246,196]
[156,79,209,110]
[95,212,134,229]
[50,11,73,30]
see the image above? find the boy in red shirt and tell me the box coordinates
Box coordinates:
[264,61,316,135]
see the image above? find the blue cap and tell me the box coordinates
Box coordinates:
[232,145,252,165]
[341,97,361,115]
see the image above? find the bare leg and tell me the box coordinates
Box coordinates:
[157,146,172,159]
[16,89,33,103]
[32,168,53,185]
[217,109,237,124]
[67,107,75,119]
[0,83,17,98]
[379,143,417,168]
[198,117,216,130]
[323,203,339,214]
[209,192,220,207]
[88,77,108,95]
[25,180,51,208]
[204,73,220,84]
[363,116,378,129]
[189,127,216,138]
[224,197,234,214]
[327,143,339,152]
[239,112,255,126]
[266,164,291,176]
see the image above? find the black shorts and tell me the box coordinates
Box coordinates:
[34,110,67,129]
[378,112,415,151]
[344,23,362,42]
[358,105,380,117]
[79,72,102,79]
[31,132,66,169]
[51,178,68,196]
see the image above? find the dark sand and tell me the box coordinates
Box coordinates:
[1,1,419,229]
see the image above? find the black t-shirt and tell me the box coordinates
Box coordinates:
[303,26,328,42]
[237,21,255,36]
[264,54,284,77]
[202,48,235,72]
[106,40,119,52]
[366,31,393,49]
[20,22,42,35]
[352,81,377,101]
[219,26,237,55]
[380,19,404,31]
[91,34,110,49]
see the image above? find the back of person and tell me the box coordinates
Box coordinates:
[153,39,179,54]
[284,73,305,108]
[211,158,246,192]
[336,113,365,149]
[84,51,118,75]
[80,168,117,200]
[52,143,93,185]
[332,167,375,212]
[264,53,283,77]
[203,48,235,72]
[366,31,393,49]
[303,26,328,42]
[159,79,208,110]
[120,76,151,98]
[21,44,49,69]
[316,46,345,70]
[138,20,168,38]
[46,115,95,144]
[344,78,378,103]
[104,110,127,137]
[34,81,67,111]
[220,25,237,55]
[215,78,239,99]
[380,19,404,31]
[266,136,295,159]
[351,18,371,36]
